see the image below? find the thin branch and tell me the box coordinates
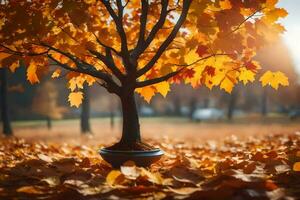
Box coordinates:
[137,0,192,77]
[101,0,130,64]
[135,68,184,88]
[48,52,120,94]
[90,31,120,56]
[225,7,265,37]
[135,53,230,88]
[0,44,49,56]
[132,0,169,59]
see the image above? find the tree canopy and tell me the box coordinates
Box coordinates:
[0,0,289,105]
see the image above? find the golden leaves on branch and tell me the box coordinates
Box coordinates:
[260,70,289,89]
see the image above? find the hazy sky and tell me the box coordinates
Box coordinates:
[278,0,300,74]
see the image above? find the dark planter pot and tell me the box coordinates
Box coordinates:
[99,148,164,168]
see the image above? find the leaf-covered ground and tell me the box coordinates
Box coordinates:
[1,133,300,200]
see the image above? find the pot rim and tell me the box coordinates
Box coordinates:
[99,147,164,154]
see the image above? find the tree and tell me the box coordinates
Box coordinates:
[32,81,64,129]
[0,68,13,136]
[81,83,91,134]
[0,0,289,150]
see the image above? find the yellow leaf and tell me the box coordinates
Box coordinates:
[9,60,19,73]
[136,86,156,103]
[259,71,289,89]
[51,69,61,78]
[220,0,232,10]
[220,77,234,93]
[140,168,164,185]
[27,61,39,84]
[69,78,77,91]
[68,92,83,108]
[239,69,255,85]
[293,162,300,171]
[106,170,124,186]
[154,81,170,97]
[17,186,43,194]
[266,0,278,8]
[167,187,201,195]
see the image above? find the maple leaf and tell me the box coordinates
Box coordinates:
[196,45,208,57]
[154,81,170,98]
[136,86,156,103]
[51,69,61,78]
[239,69,255,85]
[27,62,40,84]
[259,71,289,89]
[220,77,234,93]
[68,92,83,108]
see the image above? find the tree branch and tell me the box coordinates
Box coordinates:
[132,0,169,59]
[135,0,148,52]
[0,44,49,56]
[136,53,231,88]
[101,0,130,66]
[135,68,184,88]
[136,0,192,77]
[47,52,121,94]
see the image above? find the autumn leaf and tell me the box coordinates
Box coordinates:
[220,77,234,93]
[27,62,40,84]
[106,170,124,186]
[239,69,255,85]
[68,92,83,108]
[136,86,156,103]
[51,69,61,78]
[196,45,208,57]
[154,81,170,97]
[293,162,300,171]
[17,186,44,194]
[9,60,19,73]
[259,71,289,89]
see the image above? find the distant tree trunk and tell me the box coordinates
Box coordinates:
[173,97,181,116]
[227,89,237,120]
[261,87,268,116]
[110,109,115,129]
[0,68,13,136]
[81,83,91,134]
[189,97,197,120]
[46,116,52,130]
[203,98,209,108]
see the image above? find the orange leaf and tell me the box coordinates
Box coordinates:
[68,92,83,108]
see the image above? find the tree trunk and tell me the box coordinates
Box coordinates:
[227,89,237,120]
[46,116,52,130]
[0,68,13,136]
[81,83,91,134]
[261,87,268,116]
[119,91,141,144]
[110,110,115,129]
[189,97,196,120]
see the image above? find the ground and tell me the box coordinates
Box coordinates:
[1,116,300,200]
[11,116,300,145]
